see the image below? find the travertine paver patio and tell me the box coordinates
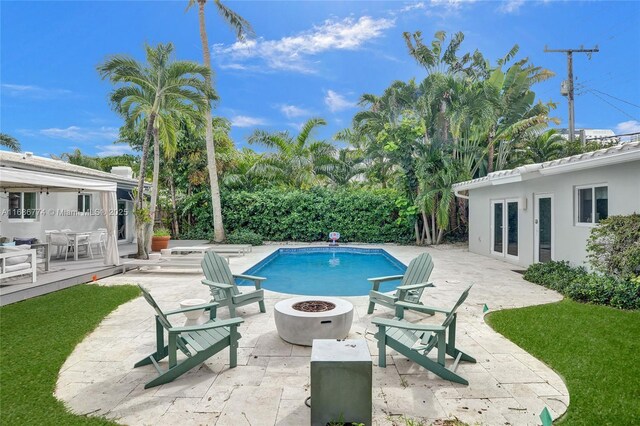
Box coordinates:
[56,244,569,425]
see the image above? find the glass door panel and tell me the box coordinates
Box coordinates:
[507,201,518,257]
[536,196,553,263]
[493,202,503,253]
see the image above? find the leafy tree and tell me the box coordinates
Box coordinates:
[186,0,254,242]
[0,133,21,152]
[98,42,212,258]
[247,118,336,189]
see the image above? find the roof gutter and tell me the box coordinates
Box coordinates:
[453,188,469,200]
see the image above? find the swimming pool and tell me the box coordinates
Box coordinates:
[240,247,406,296]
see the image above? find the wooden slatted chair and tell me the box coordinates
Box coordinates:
[201,251,266,317]
[134,285,243,389]
[367,252,435,315]
[372,284,475,385]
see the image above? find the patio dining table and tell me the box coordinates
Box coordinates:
[64,231,94,261]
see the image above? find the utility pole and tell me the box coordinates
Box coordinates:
[544,45,599,142]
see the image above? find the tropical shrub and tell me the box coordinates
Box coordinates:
[222,188,413,243]
[586,214,640,281]
[225,230,263,246]
[179,187,414,243]
[152,227,171,237]
[524,261,639,310]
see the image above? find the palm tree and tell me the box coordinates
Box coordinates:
[0,133,21,152]
[327,148,367,186]
[186,0,254,243]
[480,61,555,172]
[521,129,565,164]
[98,42,212,258]
[247,118,336,189]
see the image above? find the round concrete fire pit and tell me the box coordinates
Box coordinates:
[274,296,354,346]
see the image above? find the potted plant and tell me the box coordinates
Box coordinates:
[151,227,171,252]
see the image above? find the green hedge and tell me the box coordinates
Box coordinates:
[179,188,414,243]
[524,261,640,310]
[587,214,640,281]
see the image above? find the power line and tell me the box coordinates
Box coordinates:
[586,91,639,121]
[589,88,640,109]
[575,83,640,109]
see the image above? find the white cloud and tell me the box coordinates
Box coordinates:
[1,83,73,99]
[399,2,426,13]
[95,144,134,157]
[279,104,312,118]
[395,0,477,17]
[498,0,525,14]
[35,126,118,141]
[18,126,118,142]
[615,120,640,134]
[213,16,395,73]
[230,115,268,128]
[324,90,356,113]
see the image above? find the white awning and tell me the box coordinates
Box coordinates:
[0,167,117,192]
[1,166,120,266]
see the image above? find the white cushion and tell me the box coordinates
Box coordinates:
[1,245,32,266]
[3,262,32,273]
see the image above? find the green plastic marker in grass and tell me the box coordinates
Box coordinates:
[540,407,552,426]
[483,304,489,313]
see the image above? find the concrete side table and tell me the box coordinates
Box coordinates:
[310,339,372,426]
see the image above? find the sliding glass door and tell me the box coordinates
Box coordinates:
[491,199,519,259]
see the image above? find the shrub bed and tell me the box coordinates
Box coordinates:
[224,229,264,246]
[523,261,640,310]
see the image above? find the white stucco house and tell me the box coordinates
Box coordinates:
[452,142,640,268]
[0,151,141,265]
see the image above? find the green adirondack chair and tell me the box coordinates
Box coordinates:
[134,285,243,389]
[367,252,435,315]
[201,251,266,317]
[372,284,476,385]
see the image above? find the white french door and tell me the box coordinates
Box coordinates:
[534,194,554,263]
[491,199,519,260]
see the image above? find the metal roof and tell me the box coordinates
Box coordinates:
[452,141,640,191]
[0,151,138,187]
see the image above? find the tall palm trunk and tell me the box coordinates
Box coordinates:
[198,0,225,242]
[168,173,180,237]
[136,112,156,258]
[421,210,432,245]
[147,128,161,253]
[487,127,496,173]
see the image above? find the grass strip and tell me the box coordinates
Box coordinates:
[0,284,139,425]
[486,299,640,425]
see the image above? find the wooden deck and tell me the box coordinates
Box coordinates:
[0,240,208,306]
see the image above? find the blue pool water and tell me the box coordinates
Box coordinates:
[240,247,406,296]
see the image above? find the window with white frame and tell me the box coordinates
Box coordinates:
[8,192,38,220]
[576,185,608,225]
[77,194,92,213]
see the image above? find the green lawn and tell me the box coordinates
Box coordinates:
[486,299,640,425]
[0,284,139,425]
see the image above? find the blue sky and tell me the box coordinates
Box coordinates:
[2,0,639,157]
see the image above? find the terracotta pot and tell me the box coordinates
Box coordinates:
[151,236,170,252]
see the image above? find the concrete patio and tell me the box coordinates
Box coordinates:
[55,244,569,425]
